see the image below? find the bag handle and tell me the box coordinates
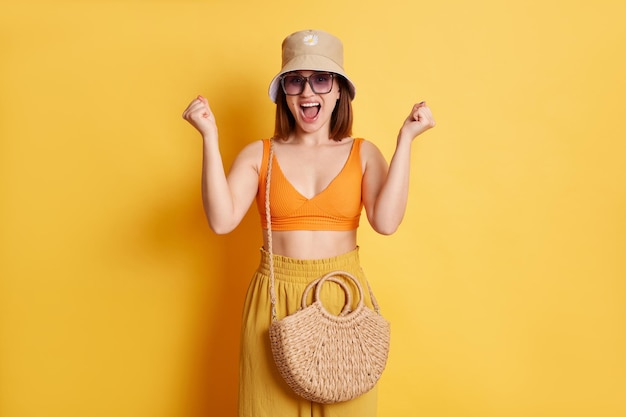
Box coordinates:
[300,271,365,316]
[265,139,382,322]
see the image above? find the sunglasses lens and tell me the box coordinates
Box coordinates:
[282,75,305,95]
[310,73,333,93]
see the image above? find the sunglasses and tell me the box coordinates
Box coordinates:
[280,72,335,96]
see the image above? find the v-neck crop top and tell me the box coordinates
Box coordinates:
[256,138,364,231]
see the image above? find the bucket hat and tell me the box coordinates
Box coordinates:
[268,29,356,103]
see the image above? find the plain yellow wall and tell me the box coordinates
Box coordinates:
[1,1,625,416]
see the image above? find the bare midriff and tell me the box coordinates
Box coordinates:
[262,229,358,260]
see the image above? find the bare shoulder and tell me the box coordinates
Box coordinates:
[238,139,264,157]
[232,139,265,171]
[359,139,387,166]
[359,138,380,153]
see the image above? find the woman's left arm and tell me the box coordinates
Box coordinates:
[362,102,435,235]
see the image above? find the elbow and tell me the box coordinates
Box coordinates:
[210,226,232,235]
[366,204,405,236]
[370,218,402,236]
[207,219,237,235]
[375,224,400,236]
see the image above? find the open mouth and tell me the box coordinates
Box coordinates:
[301,103,321,120]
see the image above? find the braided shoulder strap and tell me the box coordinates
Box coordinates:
[265,139,278,321]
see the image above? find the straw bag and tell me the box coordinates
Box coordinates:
[264,139,391,404]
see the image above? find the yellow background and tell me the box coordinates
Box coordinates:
[1,1,625,416]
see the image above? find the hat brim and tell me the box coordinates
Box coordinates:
[268,55,356,103]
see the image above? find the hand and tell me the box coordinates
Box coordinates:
[182,95,218,138]
[399,101,436,141]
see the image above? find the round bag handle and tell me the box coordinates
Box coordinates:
[300,271,365,317]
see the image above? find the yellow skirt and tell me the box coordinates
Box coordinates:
[238,247,379,417]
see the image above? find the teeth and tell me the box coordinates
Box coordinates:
[301,103,320,107]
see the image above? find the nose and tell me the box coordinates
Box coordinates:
[301,79,315,96]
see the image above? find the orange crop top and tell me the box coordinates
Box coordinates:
[256,138,364,231]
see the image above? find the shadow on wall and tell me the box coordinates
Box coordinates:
[133,184,257,415]
[179,77,267,416]
[118,75,269,415]
[187,209,260,417]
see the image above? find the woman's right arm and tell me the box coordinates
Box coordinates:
[182,96,261,234]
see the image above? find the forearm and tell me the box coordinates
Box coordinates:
[200,136,237,234]
[370,136,413,234]
[183,95,253,234]
[367,101,435,234]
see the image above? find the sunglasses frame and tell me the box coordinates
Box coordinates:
[280,72,335,96]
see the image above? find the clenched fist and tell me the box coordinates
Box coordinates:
[182,95,218,139]
[399,101,436,141]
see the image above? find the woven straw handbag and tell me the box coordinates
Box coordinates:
[264,139,391,404]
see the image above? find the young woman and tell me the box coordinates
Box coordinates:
[182,29,435,417]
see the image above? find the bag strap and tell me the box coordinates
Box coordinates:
[265,139,278,321]
[265,138,382,322]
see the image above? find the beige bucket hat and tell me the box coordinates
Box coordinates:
[268,29,356,103]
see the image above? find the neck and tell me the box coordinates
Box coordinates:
[290,129,332,145]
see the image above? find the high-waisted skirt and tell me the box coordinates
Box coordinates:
[238,247,379,417]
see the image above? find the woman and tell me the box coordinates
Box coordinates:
[182,29,435,417]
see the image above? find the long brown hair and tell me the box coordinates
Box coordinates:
[272,75,353,141]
